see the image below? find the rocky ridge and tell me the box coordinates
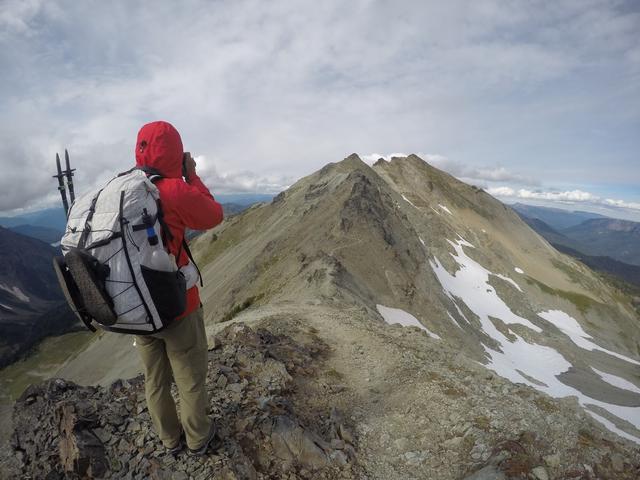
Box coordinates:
[1,321,360,479]
[3,305,639,479]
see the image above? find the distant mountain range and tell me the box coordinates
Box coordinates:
[510,203,606,230]
[562,218,640,266]
[552,243,640,292]
[0,194,274,245]
[7,225,64,245]
[0,227,78,367]
[0,207,68,232]
[216,193,275,205]
[512,203,640,287]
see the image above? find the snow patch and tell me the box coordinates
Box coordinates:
[538,310,640,366]
[430,206,441,216]
[431,239,542,334]
[514,267,524,274]
[430,237,640,443]
[446,311,463,329]
[492,273,522,292]
[586,410,640,444]
[592,368,640,394]
[0,283,29,302]
[438,204,453,215]
[419,237,426,247]
[0,303,14,311]
[401,194,417,208]
[51,240,61,247]
[377,305,441,339]
[455,235,475,248]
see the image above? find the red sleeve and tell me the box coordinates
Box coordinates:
[174,174,224,230]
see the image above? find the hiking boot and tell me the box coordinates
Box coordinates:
[187,422,219,457]
[165,431,185,455]
[166,440,183,455]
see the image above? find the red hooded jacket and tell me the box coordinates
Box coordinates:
[135,121,223,319]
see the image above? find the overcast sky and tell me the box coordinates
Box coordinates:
[1,0,639,220]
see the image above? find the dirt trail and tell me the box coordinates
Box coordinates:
[219,302,640,479]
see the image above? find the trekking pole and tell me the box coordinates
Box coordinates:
[64,149,76,204]
[54,153,70,217]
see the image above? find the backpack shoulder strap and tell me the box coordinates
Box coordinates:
[155,199,174,243]
[133,167,174,244]
[179,238,203,287]
[136,165,164,182]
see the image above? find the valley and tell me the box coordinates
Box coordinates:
[0,330,95,443]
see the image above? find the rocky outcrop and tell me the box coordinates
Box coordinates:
[1,323,359,479]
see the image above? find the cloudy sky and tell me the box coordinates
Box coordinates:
[1,0,639,220]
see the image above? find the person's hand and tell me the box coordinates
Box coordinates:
[183,152,197,181]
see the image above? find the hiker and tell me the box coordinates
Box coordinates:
[133,121,224,455]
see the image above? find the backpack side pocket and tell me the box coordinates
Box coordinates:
[140,267,187,323]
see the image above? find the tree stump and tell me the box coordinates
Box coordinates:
[55,400,107,478]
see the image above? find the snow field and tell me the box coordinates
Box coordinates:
[377,304,441,339]
[429,237,640,442]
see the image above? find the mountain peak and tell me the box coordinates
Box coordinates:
[337,153,369,172]
[374,154,443,178]
[344,152,363,163]
[312,154,369,180]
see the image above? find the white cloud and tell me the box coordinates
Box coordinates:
[194,155,292,194]
[432,160,539,186]
[0,1,638,214]
[515,189,597,202]
[487,187,640,214]
[362,153,538,186]
[487,186,515,197]
[0,0,46,35]
[604,198,640,210]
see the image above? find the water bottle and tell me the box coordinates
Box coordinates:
[140,209,177,272]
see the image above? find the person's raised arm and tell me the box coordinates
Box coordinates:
[176,153,224,230]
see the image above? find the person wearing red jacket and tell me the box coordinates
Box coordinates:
[134,121,223,456]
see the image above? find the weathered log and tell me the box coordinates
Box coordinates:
[55,400,107,478]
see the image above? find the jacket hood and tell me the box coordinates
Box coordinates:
[135,121,184,178]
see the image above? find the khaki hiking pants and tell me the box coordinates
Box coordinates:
[136,307,210,450]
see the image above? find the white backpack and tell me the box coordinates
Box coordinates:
[53,168,191,334]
